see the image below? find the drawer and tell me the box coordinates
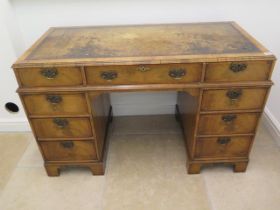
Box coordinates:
[17,67,83,87]
[32,117,93,139]
[201,88,268,111]
[40,140,97,161]
[195,136,252,159]
[205,60,272,82]
[198,113,259,135]
[86,63,202,85]
[22,93,88,115]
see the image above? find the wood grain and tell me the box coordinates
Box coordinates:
[17,67,83,87]
[198,113,260,135]
[32,117,93,139]
[40,140,97,161]
[86,63,202,85]
[195,136,252,159]
[22,93,88,115]
[201,88,268,111]
[205,60,272,82]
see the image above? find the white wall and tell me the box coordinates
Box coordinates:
[1,0,280,131]
[0,0,27,131]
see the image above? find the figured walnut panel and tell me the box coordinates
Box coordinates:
[177,90,200,158]
[201,88,268,111]
[22,93,88,115]
[195,136,252,159]
[32,117,93,139]
[40,140,97,161]
[198,113,260,135]
[17,67,83,87]
[205,60,272,82]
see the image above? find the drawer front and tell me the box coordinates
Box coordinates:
[201,88,268,111]
[86,63,202,85]
[205,60,272,82]
[17,67,83,87]
[198,113,259,135]
[32,118,93,139]
[195,136,252,159]
[40,140,97,161]
[22,93,88,115]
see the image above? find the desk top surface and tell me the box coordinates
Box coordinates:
[14,22,274,68]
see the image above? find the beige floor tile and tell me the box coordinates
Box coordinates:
[104,134,210,210]
[112,115,181,135]
[254,119,278,148]
[17,140,44,168]
[0,133,30,194]
[203,125,280,210]
[0,167,105,210]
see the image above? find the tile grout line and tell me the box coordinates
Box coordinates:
[202,174,217,210]
[0,138,32,199]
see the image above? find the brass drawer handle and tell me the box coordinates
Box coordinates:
[229,63,247,73]
[60,141,74,149]
[226,89,242,101]
[169,68,186,79]
[137,65,150,72]
[222,114,237,123]
[46,95,62,104]
[40,68,58,79]
[53,118,69,129]
[100,71,118,81]
[217,137,231,145]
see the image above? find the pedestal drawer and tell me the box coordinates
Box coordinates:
[195,136,252,159]
[205,60,272,82]
[201,88,268,111]
[32,117,93,139]
[40,140,97,161]
[198,113,260,135]
[86,63,202,85]
[22,93,88,115]
[17,67,83,87]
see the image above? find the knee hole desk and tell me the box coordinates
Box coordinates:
[12,22,276,176]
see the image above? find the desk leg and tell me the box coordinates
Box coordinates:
[233,161,248,172]
[187,162,202,174]
[45,164,60,177]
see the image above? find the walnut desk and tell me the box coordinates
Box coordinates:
[12,22,276,176]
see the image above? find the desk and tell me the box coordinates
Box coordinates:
[13,22,276,176]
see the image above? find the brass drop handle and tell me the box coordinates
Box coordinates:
[222,114,237,124]
[53,118,69,129]
[169,68,186,79]
[100,71,118,81]
[46,95,62,104]
[137,65,150,72]
[60,141,74,149]
[40,68,58,79]
[229,63,247,73]
[217,137,231,145]
[226,89,242,101]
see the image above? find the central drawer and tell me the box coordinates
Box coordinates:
[85,63,202,85]
[40,140,97,161]
[198,113,260,135]
[31,117,93,139]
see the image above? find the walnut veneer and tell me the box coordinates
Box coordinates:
[12,22,276,176]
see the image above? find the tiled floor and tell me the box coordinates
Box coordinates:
[0,115,280,210]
